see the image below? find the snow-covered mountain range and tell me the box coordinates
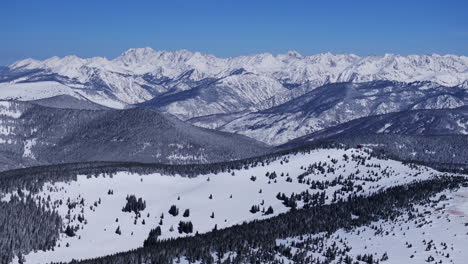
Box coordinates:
[2,48,468,148]
[1,48,468,264]
[2,48,468,111]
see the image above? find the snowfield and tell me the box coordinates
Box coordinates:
[0,82,76,101]
[3,147,448,264]
[276,186,468,264]
[0,82,129,109]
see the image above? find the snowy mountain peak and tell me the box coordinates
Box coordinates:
[9,58,41,69]
[2,48,468,110]
[115,47,160,64]
[286,50,302,58]
[120,46,156,55]
[8,48,468,86]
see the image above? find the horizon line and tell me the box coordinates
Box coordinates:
[4,47,468,66]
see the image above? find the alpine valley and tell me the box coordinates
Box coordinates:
[1,48,468,264]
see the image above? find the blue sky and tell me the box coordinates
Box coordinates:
[1,0,467,65]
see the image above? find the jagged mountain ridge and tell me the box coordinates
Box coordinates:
[2,47,468,114]
[0,100,270,171]
[221,81,468,145]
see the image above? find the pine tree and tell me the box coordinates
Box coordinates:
[183,209,190,217]
[169,205,179,216]
[178,221,193,234]
[250,205,260,214]
[122,195,146,214]
[264,206,274,215]
[143,226,162,246]
[65,225,75,237]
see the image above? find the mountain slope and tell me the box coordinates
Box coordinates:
[278,107,468,169]
[286,106,468,144]
[221,81,468,145]
[0,100,270,171]
[277,183,468,264]
[138,71,290,120]
[0,146,447,263]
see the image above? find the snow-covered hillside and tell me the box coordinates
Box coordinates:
[276,186,468,264]
[0,81,77,101]
[2,147,446,263]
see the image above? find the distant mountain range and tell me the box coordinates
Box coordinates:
[1,48,467,111]
[1,48,468,167]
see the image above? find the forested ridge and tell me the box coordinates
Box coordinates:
[2,139,465,195]
[0,142,342,194]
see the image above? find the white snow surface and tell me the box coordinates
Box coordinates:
[4,147,446,264]
[0,81,77,101]
[276,186,468,264]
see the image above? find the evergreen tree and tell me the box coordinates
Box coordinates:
[264,206,274,215]
[178,221,193,234]
[250,205,260,214]
[168,205,179,216]
[143,226,162,246]
[122,195,146,214]
[183,209,190,217]
[65,225,75,237]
